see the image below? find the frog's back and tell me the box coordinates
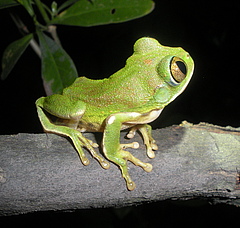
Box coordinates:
[63,77,105,96]
[63,71,154,111]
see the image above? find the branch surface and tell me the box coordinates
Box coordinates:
[0,121,240,216]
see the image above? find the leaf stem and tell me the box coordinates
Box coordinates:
[48,25,62,47]
[10,13,41,58]
[34,0,50,25]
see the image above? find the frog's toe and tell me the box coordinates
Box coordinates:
[126,126,138,139]
[143,163,153,172]
[87,139,99,148]
[127,180,136,191]
[119,164,136,191]
[120,142,139,149]
[89,150,110,169]
[76,136,109,169]
[147,147,156,159]
[99,160,110,169]
[145,141,158,158]
[151,143,158,151]
[81,156,90,166]
[119,149,153,173]
[126,131,135,139]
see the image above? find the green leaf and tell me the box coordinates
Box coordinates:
[51,0,155,26]
[57,0,78,13]
[37,30,78,95]
[1,33,33,80]
[17,0,34,17]
[0,0,19,9]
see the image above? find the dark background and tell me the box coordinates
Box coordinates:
[0,0,239,226]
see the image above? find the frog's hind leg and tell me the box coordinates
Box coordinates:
[36,97,110,169]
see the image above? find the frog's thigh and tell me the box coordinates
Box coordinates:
[103,112,152,190]
[37,108,89,165]
[36,97,109,169]
[40,94,86,120]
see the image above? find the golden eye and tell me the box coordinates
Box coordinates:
[170,57,187,83]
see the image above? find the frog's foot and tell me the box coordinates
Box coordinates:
[73,132,110,169]
[127,125,158,159]
[106,148,152,191]
[120,149,153,173]
[121,149,152,190]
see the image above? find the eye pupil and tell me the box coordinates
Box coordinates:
[170,57,187,83]
[176,61,187,75]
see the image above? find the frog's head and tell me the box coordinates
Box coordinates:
[134,37,194,105]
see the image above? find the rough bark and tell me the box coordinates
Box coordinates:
[0,121,240,216]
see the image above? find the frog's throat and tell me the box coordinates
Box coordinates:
[124,109,163,125]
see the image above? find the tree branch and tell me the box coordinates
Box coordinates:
[0,121,240,216]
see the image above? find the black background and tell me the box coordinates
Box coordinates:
[0,0,239,226]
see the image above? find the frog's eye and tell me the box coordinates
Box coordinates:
[157,55,188,87]
[170,57,187,84]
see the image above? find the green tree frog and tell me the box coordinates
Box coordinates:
[36,37,194,190]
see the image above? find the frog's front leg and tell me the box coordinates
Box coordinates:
[36,96,110,169]
[103,112,153,191]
